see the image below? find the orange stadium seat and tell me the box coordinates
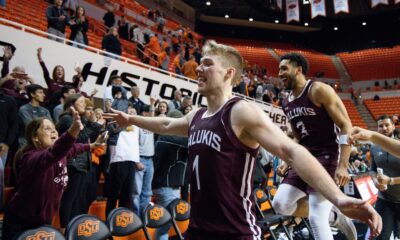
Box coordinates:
[337,46,400,81]
[364,97,400,120]
[342,99,368,129]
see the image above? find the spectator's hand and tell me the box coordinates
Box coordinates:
[135,162,145,171]
[0,143,9,157]
[277,162,289,177]
[349,127,373,144]
[377,174,390,185]
[37,48,43,61]
[335,166,351,186]
[94,131,108,147]
[80,16,86,22]
[90,89,98,97]
[374,180,387,192]
[59,15,66,21]
[3,46,13,61]
[150,95,157,105]
[75,65,82,74]
[71,106,83,130]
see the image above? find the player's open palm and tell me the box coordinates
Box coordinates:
[336,197,382,239]
[103,108,131,128]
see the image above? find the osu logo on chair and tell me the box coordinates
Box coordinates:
[116,211,134,227]
[78,220,100,237]
[150,207,164,221]
[256,189,264,199]
[176,202,188,215]
[26,231,55,240]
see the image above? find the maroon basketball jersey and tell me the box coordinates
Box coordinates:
[282,80,339,155]
[187,97,261,238]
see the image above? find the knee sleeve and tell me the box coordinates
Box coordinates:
[308,192,333,240]
[272,184,306,215]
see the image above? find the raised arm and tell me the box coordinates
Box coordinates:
[37,48,52,86]
[232,101,381,237]
[103,108,196,137]
[350,127,400,158]
[310,82,352,186]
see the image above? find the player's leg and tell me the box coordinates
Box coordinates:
[272,183,307,216]
[308,192,334,240]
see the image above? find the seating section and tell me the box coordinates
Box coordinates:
[364,97,400,120]
[0,0,140,62]
[213,37,280,77]
[342,100,368,129]
[337,46,400,81]
[271,43,341,79]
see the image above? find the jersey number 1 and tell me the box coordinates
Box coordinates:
[193,155,200,190]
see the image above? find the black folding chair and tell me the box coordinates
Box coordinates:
[17,225,65,240]
[254,187,293,240]
[107,207,149,239]
[142,203,172,240]
[65,214,112,240]
[168,199,191,240]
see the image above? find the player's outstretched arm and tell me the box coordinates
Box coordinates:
[350,126,400,158]
[231,101,382,237]
[103,108,197,136]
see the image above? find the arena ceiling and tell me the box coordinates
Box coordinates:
[182,0,400,53]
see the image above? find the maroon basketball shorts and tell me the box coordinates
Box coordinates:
[281,152,339,193]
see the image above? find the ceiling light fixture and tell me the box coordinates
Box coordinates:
[275,20,279,23]
[304,22,309,26]
[206,1,211,6]
[225,14,229,18]
[334,27,338,31]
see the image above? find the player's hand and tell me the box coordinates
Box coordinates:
[277,163,289,177]
[336,196,382,239]
[334,166,351,186]
[135,162,144,171]
[377,174,390,185]
[102,108,132,128]
[349,127,373,144]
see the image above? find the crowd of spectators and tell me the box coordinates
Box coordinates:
[0,40,197,237]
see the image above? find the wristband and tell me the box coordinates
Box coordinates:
[339,134,350,145]
[390,178,395,186]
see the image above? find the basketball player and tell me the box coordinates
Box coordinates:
[104,40,381,240]
[272,53,357,239]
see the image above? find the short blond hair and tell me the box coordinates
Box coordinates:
[202,40,243,85]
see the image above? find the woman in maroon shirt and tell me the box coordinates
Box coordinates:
[2,107,106,239]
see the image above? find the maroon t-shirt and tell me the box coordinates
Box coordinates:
[187,97,261,238]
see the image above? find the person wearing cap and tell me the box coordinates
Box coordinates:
[103,75,127,108]
[152,109,188,240]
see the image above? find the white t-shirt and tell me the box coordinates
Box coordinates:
[139,128,154,157]
[112,125,140,163]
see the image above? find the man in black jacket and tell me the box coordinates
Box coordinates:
[152,110,188,240]
[46,0,70,42]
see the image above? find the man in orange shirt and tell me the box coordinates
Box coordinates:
[145,33,161,65]
[182,55,198,80]
[173,50,185,75]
